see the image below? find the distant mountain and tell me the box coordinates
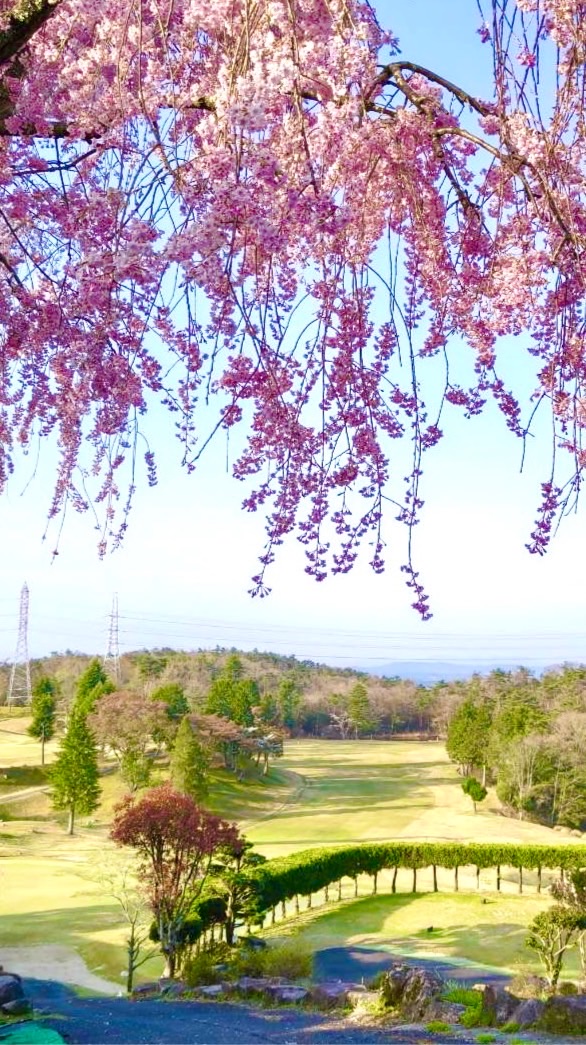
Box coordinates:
[362,660,550,684]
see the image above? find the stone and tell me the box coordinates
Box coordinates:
[131,982,160,997]
[380,964,445,1021]
[348,989,379,1010]
[472,983,519,1025]
[237,976,279,993]
[510,997,546,1028]
[538,994,586,1034]
[269,985,308,1004]
[159,981,190,997]
[0,974,24,1007]
[196,983,229,997]
[1,998,32,1016]
[571,829,583,837]
[311,981,366,1008]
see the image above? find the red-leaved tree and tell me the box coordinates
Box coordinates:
[110,783,239,977]
[2,1,586,613]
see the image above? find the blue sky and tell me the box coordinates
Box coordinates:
[2,0,586,674]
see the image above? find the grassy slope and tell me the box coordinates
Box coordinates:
[0,733,584,984]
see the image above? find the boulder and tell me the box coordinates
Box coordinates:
[537,994,586,1034]
[269,985,308,1004]
[380,964,445,1021]
[159,981,191,998]
[472,983,519,1025]
[0,974,24,1007]
[196,983,230,997]
[510,997,546,1028]
[131,982,160,997]
[311,981,366,1008]
[239,936,267,951]
[237,976,280,993]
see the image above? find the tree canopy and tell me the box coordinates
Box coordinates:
[2,0,586,613]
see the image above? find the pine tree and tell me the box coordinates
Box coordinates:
[73,658,115,718]
[170,718,210,799]
[50,713,101,834]
[347,684,375,738]
[27,676,58,765]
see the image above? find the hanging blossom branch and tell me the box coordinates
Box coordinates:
[0,0,585,618]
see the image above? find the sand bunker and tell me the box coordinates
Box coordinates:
[0,945,119,994]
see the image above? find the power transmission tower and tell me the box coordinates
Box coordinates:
[7,583,32,705]
[104,592,121,685]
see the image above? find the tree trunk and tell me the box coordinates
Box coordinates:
[412,868,417,893]
[476,865,480,889]
[67,805,75,835]
[281,900,286,919]
[392,867,398,894]
[294,894,300,915]
[271,906,276,925]
[482,763,487,787]
[537,866,542,894]
[432,865,438,892]
[307,893,312,909]
[41,733,45,766]
[454,866,459,892]
[337,879,342,901]
[354,877,358,897]
[518,866,523,894]
[372,872,378,896]
[324,884,329,902]
[496,865,501,891]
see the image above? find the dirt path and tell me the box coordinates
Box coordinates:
[0,946,118,995]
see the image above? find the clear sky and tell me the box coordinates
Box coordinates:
[2,0,585,675]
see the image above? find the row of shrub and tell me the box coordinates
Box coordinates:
[240,842,586,911]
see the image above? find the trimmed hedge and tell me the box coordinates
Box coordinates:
[240,842,586,913]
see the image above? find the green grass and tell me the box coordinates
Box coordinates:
[0,735,581,989]
[262,891,582,977]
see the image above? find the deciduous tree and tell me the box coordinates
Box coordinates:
[110,784,238,977]
[88,691,167,792]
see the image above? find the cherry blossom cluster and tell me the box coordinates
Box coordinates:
[0,0,585,615]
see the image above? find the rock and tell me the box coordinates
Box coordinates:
[1,998,32,1016]
[472,984,519,1025]
[269,985,308,1003]
[571,829,583,837]
[237,976,279,993]
[311,981,366,1008]
[131,982,160,997]
[509,972,548,998]
[510,997,546,1028]
[159,981,191,997]
[196,983,229,997]
[538,994,586,1034]
[0,974,24,1007]
[380,964,445,1021]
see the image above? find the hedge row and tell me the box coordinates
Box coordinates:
[241,842,586,912]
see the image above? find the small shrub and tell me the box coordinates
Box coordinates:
[500,1021,521,1033]
[183,943,232,987]
[230,938,313,981]
[425,1021,451,1034]
[442,981,482,1008]
[558,980,579,995]
[261,939,313,980]
[475,1035,497,1044]
[460,1006,492,1028]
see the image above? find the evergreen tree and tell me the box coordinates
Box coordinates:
[50,713,101,834]
[151,683,189,720]
[74,658,115,718]
[170,717,210,798]
[446,699,493,777]
[28,676,58,765]
[277,678,301,730]
[461,775,488,814]
[347,683,375,737]
[206,667,258,726]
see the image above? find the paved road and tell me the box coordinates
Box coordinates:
[15,977,485,1045]
[314,947,510,987]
